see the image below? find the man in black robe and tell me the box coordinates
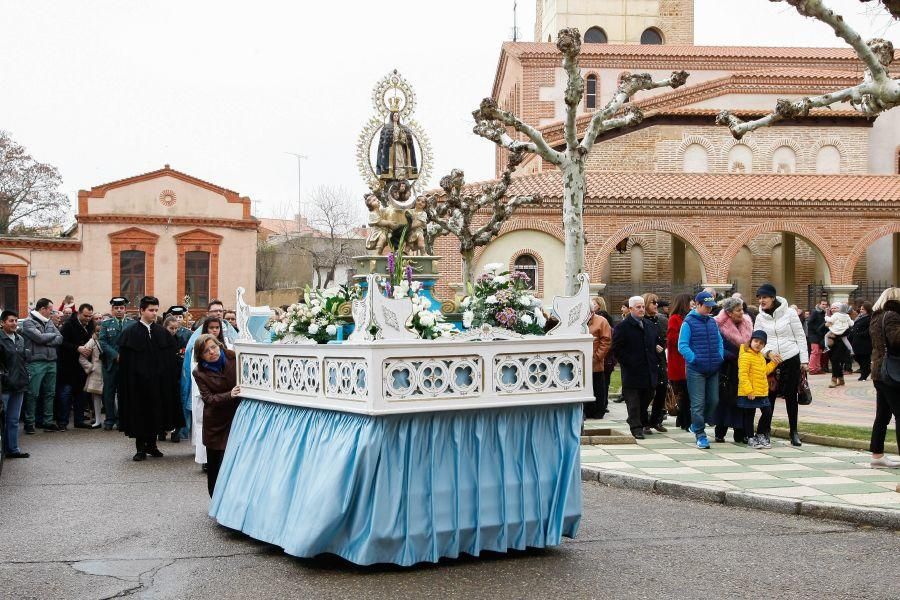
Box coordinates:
[117,296,184,461]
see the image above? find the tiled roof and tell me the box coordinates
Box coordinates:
[257,217,317,236]
[502,42,898,62]
[445,171,900,204]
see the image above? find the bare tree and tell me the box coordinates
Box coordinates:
[422,149,541,290]
[718,0,899,138]
[307,186,363,287]
[471,29,688,294]
[0,130,70,235]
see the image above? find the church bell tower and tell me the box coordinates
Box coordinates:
[535,0,694,45]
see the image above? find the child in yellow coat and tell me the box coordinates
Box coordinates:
[737,330,781,449]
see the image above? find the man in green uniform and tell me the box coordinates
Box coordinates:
[98,297,133,430]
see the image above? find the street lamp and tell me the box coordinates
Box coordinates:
[285,152,308,231]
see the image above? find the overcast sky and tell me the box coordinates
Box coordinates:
[1,0,897,223]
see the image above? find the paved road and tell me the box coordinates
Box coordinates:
[2,428,899,599]
[774,373,877,427]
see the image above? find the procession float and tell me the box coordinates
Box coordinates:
[209,71,592,566]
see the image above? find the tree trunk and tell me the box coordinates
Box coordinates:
[561,157,585,295]
[460,247,476,294]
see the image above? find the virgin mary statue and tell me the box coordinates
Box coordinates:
[376,110,418,181]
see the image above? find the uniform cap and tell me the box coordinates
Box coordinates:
[110,297,128,306]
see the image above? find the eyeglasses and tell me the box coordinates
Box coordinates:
[650,300,658,304]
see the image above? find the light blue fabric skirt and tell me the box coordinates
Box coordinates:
[209,399,583,566]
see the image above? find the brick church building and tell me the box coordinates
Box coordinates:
[434,0,900,308]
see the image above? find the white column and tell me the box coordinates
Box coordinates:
[822,284,858,305]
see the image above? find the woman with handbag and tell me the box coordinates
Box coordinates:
[666,294,693,431]
[868,288,900,468]
[713,297,753,443]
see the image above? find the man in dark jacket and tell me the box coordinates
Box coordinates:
[643,293,668,433]
[807,299,828,374]
[851,302,873,381]
[612,296,660,440]
[57,303,95,429]
[1,310,30,458]
[21,298,63,433]
[117,296,184,461]
[678,291,725,449]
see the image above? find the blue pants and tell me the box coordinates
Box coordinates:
[58,383,88,427]
[2,391,25,454]
[686,368,719,437]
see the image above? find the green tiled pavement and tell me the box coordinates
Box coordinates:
[583,416,900,511]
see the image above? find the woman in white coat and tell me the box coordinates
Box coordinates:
[753,283,809,446]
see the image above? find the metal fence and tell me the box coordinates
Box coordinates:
[807,280,894,308]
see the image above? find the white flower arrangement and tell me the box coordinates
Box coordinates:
[270,284,360,344]
[461,268,547,336]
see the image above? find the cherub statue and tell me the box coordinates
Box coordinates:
[365,194,395,255]
[404,196,427,255]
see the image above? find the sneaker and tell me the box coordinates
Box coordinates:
[696,434,710,449]
[747,435,762,449]
[871,456,900,469]
[759,434,772,449]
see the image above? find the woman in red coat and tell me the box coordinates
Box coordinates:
[667,294,692,431]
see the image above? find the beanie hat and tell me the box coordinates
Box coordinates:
[756,283,777,298]
[751,330,767,344]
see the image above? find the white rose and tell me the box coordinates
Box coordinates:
[463,310,474,328]
[307,323,320,335]
[461,296,471,308]
[483,262,504,273]
[419,311,435,327]
[493,275,508,285]
[486,295,498,305]
[272,321,287,334]
[521,313,533,325]
[311,306,322,316]
[518,296,533,307]
[326,324,337,336]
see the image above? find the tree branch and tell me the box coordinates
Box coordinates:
[719,2,899,138]
[772,0,892,82]
[580,70,688,153]
[557,29,584,151]
[472,98,564,165]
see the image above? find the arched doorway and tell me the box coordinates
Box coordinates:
[601,231,707,311]
[727,231,830,307]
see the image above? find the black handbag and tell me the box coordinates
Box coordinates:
[797,370,812,405]
[880,315,900,386]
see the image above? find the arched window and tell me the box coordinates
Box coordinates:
[514,254,538,291]
[640,28,663,45]
[584,26,607,43]
[772,146,797,174]
[585,74,598,109]
[816,145,841,174]
[682,143,709,173]
[728,144,754,173]
[630,245,644,284]
[119,250,146,303]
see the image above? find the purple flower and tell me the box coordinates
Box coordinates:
[404,263,413,286]
[495,307,518,327]
[387,252,396,275]
[385,281,393,297]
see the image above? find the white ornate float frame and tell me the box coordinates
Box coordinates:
[234,273,594,415]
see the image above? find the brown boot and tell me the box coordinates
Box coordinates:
[828,377,839,388]
[838,377,845,386]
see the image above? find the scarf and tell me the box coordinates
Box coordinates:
[715,310,753,349]
[200,351,227,373]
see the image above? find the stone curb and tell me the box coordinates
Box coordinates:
[770,427,869,451]
[582,465,900,530]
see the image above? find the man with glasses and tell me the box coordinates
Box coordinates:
[642,293,669,434]
[612,296,661,440]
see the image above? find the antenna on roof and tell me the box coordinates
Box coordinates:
[510,0,520,42]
